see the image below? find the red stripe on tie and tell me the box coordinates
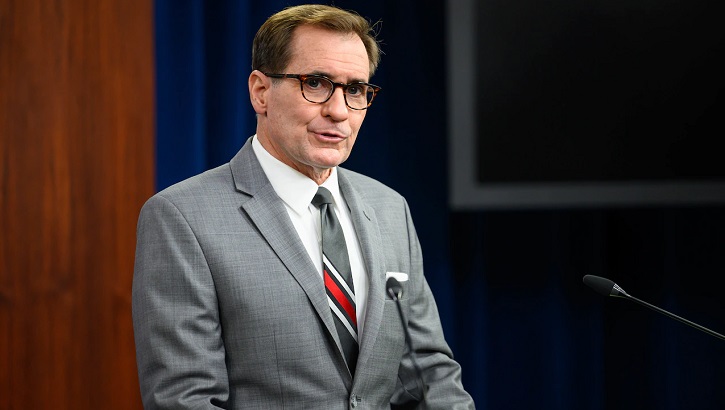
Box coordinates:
[324,270,357,327]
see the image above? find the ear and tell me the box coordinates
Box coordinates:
[249,70,270,115]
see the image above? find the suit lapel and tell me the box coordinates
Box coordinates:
[230,139,343,368]
[338,171,387,378]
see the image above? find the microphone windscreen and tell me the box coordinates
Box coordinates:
[583,275,616,297]
[386,277,403,299]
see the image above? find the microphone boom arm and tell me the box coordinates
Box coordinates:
[583,274,725,342]
[622,292,725,342]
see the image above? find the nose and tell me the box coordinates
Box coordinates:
[321,87,350,121]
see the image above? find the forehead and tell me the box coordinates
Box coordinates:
[287,25,370,81]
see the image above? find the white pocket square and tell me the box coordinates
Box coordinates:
[385,271,409,282]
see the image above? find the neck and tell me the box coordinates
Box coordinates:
[255,132,333,185]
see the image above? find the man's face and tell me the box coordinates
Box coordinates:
[253,25,370,183]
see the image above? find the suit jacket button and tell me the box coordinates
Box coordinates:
[350,394,360,408]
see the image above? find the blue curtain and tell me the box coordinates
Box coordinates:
[154,1,725,408]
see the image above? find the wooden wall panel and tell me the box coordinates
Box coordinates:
[1,0,154,408]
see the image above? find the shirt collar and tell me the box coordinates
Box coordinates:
[251,135,342,215]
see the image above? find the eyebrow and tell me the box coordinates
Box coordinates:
[308,71,369,84]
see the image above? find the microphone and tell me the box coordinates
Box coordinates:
[583,274,725,342]
[386,277,428,407]
[387,277,403,300]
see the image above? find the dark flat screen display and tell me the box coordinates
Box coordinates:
[475,0,725,184]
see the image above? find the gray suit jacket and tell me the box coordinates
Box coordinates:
[132,138,474,409]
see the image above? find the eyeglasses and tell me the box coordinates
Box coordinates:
[264,73,381,110]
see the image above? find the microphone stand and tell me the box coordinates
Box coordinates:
[388,282,429,408]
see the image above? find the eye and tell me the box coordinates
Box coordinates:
[303,77,323,89]
[346,84,364,96]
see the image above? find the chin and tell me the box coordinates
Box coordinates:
[311,152,349,168]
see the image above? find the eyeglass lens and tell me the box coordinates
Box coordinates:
[301,77,373,109]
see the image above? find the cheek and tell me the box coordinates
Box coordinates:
[345,133,358,150]
[350,111,366,132]
[270,96,314,124]
[348,115,366,145]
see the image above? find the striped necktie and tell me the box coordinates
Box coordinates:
[312,187,358,374]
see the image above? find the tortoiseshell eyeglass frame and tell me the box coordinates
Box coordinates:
[263,73,381,110]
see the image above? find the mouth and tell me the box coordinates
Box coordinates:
[312,130,348,143]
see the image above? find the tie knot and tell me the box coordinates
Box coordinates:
[311,186,334,207]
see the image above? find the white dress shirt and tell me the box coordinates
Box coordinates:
[251,135,369,337]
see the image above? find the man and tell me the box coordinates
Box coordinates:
[133,4,474,409]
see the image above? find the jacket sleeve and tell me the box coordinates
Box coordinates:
[390,199,475,410]
[132,194,229,409]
